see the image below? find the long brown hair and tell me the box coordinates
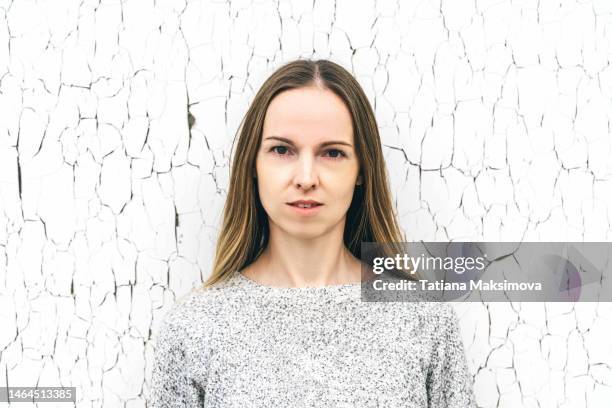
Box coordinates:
[201,59,413,288]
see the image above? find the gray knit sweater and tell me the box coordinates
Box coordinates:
[149,270,477,407]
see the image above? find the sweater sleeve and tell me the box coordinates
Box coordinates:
[149,303,204,407]
[426,304,477,408]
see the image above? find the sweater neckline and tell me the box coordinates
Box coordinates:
[233,270,362,293]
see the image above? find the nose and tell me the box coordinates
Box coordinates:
[294,153,318,190]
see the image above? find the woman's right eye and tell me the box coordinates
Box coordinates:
[270,146,290,156]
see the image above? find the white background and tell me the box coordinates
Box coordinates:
[1,0,612,407]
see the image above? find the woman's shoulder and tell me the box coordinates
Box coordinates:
[371,299,461,341]
[420,300,459,320]
[409,300,461,329]
[172,272,240,306]
[165,271,252,323]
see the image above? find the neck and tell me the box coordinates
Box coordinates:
[254,225,362,287]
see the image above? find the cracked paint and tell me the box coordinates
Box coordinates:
[0,0,612,407]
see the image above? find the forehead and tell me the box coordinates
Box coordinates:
[263,86,353,142]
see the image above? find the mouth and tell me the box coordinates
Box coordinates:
[286,199,323,207]
[286,202,324,215]
[287,202,323,208]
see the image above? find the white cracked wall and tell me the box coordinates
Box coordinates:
[1,0,612,407]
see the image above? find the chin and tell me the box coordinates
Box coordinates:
[285,225,325,238]
[272,221,327,239]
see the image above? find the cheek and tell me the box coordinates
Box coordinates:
[255,173,285,210]
[329,173,359,198]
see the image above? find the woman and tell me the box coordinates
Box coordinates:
[149,59,476,407]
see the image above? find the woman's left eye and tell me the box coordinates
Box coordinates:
[324,149,347,159]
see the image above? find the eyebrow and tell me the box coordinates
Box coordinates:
[264,136,353,148]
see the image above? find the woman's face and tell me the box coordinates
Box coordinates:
[255,85,362,239]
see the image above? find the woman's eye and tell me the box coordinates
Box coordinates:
[324,149,347,159]
[271,146,290,156]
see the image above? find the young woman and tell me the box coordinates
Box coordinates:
[149,59,476,407]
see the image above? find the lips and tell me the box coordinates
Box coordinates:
[288,203,323,208]
[286,199,324,216]
[287,200,323,207]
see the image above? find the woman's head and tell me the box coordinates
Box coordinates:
[203,59,409,288]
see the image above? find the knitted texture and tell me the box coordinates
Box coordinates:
[149,270,477,407]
